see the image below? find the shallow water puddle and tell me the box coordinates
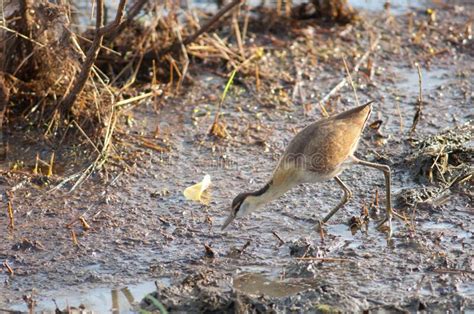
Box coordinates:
[234,272,312,297]
[7,281,159,313]
[396,68,450,95]
[326,222,391,247]
[421,221,472,238]
[350,0,426,12]
[458,282,474,299]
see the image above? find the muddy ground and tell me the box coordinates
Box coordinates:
[1,1,473,313]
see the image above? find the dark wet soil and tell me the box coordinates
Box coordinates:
[1,1,473,313]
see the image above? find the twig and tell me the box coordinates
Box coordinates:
[65,205,93,228]
[409,64,423,135]
[72,31,121,56]
[239,240,251,254]
[272,231,285,245]
[59,0,128,113]
[114,91,154,108]
[342,57,361,106]
[47,152,54,177]
[79,216,91,231]
[292,58,307,106]
[242,5,250,43]
[0,75,9,160]
[410,203,418,231]
[7,201,14,229]
[0,25,46,48]
[105,0,148,43]
[71,230,79,246]
[175,25,189,93]
[48,172,81,192]
[158,0,242,57]
[276,0,282,16]
[232,10,245,59]
[319,221,325,241]
[3,260,14,275]
[429,144,447,183]
[72,120,101,154]
[316,35,380,113]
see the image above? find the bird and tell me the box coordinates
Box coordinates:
[221,101,399,234]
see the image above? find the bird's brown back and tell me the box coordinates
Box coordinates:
[276,102,372,181]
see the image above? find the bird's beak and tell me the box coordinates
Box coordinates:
[221,212,235,230]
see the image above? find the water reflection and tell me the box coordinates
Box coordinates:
[8,281,159,313]
[234,272,312,297]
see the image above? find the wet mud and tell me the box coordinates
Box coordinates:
[1,0,473,313]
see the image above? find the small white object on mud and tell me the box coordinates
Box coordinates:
[183,174,211,202]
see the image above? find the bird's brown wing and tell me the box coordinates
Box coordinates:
[278,103,371,176]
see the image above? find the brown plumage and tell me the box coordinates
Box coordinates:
[222,101,398,235]
[274,103,371,185]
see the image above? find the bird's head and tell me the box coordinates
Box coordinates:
[221,192,261,230]
[221,182,271,230]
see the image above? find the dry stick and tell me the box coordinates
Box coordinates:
[239,240,251,254]
[342,57,361,106]
[120,53,145,91]
[33,153,39,174]
[0,75,9,160]
[18,0,35,60]
[72,120,101,154]
[410,203,418,232]
[292,58,307,106]
[13,50,35,76]
[68,29,113,95]
[158,0,242,57]
[59,0,128,113]
[7,201,14,228]
[241,5,250,44]
[317,35,380,114]
[175,25,189,93]
[105,0,148,43]
[65,205,94,228]
[0,25,46,48]
[409,64,423,135]
[73,32,121,56]
[79,216,91,231]
[232,10,245,60]
[109,1,158,86]
[285,0,292,17]
[3,260,14,275]
[66,110,117,192]
[71,230,79,246]
[272,231,285,245]
[47,152,54,177]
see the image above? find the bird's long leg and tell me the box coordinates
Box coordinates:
[320,176,353,225]
[352,157,403,236]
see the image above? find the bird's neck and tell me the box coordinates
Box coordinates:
[246,181,292,208]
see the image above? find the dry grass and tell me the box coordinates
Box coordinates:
[0,0,364,188]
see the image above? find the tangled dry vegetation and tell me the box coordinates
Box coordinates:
[398,122,473,209]
[0,0,357,185]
